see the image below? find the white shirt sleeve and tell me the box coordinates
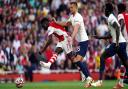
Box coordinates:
[118,14,124,21]
[47,26,54,36]
[108,14,119,26]
[73,16,81,25]
[67,16,71,22]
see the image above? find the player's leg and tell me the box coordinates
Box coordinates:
[113,42,128,89]
[40,35,73,68]
[124,43,128,84]
[100,43,117,80]
[40,42,63,68]
[92,43,116,87]
[73,55,91,78]
[117,42,128,85]
[76,41,91,77]
[71,41,93,87]
[64,39,92,86]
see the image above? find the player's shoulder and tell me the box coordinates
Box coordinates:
[108,14,117,22]
[118,13,124,21]
[118,13,124,17]
[48,21,57,30]
[49,21,66,31]
[49,21,61,27]
[74,12,83,20]
[108,14,116,19]
[49,21,55,26]
[76,12,82,18]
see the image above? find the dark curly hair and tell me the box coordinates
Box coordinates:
[117,3,126,14]
[41,18,49,30]
[105,3,113,13]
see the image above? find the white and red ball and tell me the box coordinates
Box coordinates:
[15,77,24,88]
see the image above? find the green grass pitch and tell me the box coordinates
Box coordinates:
[0,80,127,89]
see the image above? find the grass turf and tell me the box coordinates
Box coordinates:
[0,80,128,89]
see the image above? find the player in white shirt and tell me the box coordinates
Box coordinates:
[55,2,93,88]
[91,3,128,88]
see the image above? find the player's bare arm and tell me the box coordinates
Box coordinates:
[55,21,71,27]
[112,22,120,46]
[52,17,68,26]
[41,35,52,52]
[92,33,112,39]
[119,19,125,36]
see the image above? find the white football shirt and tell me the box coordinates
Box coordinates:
[107,14,126,43]
[68,12,88,42]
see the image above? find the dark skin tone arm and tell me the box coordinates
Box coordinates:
[92,32,112,39]
[93,22,120,46]
[52,17,71,27]
[112,22,120,46]
[41,35,52,52]
[119,19,125,36]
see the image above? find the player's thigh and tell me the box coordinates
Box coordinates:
[117,42,128,64]
[101,43,116,59]
[61,38,73,54]
[76,40,89,58]
[73,55,83,62]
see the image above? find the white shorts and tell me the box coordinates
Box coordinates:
[56,36,73,54]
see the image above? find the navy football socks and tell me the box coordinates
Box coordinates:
[75,61,90,78]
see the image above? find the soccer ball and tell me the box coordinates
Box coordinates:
[15,77,24,88]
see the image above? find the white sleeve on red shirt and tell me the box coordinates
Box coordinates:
[118,14,124,21]
[47,26,54,36]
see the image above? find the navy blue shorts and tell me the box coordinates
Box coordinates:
[103,42,128,62]
[76,40,88,57]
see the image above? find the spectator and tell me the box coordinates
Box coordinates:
[13,35,21,54]
[0,45,7,65]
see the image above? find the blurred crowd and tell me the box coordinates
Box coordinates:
[0,0,127,81]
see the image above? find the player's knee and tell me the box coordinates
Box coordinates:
[100,54,106,63]
[67,51,76,60]
[73,55,83,62]
[55,47,63,54]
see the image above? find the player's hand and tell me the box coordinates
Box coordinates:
[115,42,119,51]
[116,42,119,47]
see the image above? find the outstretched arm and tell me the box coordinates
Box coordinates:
[92,32,112,39]
[53,17,71,27]
[55,21,71,27]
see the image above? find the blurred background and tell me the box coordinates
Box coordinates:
[0,0,127,83]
